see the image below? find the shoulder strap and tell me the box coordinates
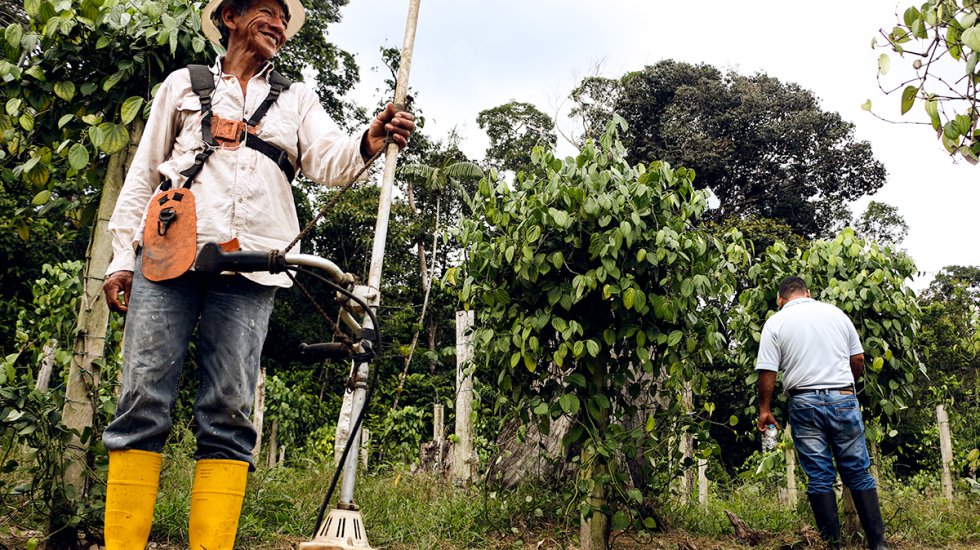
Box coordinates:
[179,64,218,188]
[246,69,292,127]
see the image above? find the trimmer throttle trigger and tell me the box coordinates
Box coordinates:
[157,207,177,236]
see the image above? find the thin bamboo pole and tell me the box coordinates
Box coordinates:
[336,0,422,508]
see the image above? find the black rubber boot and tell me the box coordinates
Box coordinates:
[807,491,842,549]
[851,488,890,549]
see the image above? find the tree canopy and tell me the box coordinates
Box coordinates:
[570,60,887,239]
[476,100,556,175]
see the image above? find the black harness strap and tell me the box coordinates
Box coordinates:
[179,64,219,189]
[246,69,291,127]
[183,64,296,184]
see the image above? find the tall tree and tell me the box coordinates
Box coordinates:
[570,60,887,239]
[853,200,909,246]
[476,100,556,175]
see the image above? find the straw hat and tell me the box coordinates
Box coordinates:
[201,0,305,45]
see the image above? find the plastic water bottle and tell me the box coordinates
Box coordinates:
[762,424,778,452]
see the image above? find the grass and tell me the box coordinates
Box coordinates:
[2,442,978,549]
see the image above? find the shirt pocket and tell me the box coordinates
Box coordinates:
[174,94,204,152]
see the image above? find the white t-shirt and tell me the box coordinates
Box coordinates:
[755,297,863,392]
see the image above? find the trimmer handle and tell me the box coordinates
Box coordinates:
[194,242,285,274]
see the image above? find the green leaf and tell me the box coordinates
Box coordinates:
[25,65,44,81]
[98,123,129,154]
[872,356,884,373]
[103,71,124,92]
[68,143,89,170]
[861,99,872,112]
[611,511,630,531]
[623,287,635,310]
[54,81,75,101]
[19,112,34,131]
[5,23,23,48]
[58,113,73,128]
[31,189,51,205]
[586,339,600,358]
[565,373,586,388]
[120,96,144,125]
[877,54,891,75]
[95,35,110,49]
[729,415,739,426]
[558,394,580,415]
[6,98,22,116]
[24,0,40,16]
[667,330,683,348]
[533,402,549,416]
[88,125,104,148]
[900,86,917,115]
[963,26,980,52]
[924,98,941,130]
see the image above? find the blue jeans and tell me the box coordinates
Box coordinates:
[103,257,276,466]
[789,389,877,494]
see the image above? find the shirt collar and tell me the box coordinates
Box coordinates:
[210,56,276,79]
[782,297,814,309]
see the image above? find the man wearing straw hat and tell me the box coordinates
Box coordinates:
[99,0,414,547]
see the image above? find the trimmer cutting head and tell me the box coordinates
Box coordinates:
[299,506,374,550]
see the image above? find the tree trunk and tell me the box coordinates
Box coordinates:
[51,118,143,549]
[580,471,609,550]
[938,404,954,499]
[252,367,266,459]
[580,366,610,550]
[450,310,476,485]
[34,339,56,392]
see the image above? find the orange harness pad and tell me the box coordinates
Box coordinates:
[141,188,197,282]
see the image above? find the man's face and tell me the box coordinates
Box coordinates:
[224,0,289,60]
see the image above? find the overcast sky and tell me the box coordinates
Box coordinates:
[328,0,979,288]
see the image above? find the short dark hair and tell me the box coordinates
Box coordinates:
[216,0,290,48]
[778,276,808,300]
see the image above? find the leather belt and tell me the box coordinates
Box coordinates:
[788,385,854,397]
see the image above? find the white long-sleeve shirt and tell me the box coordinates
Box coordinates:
[107,57,368,287]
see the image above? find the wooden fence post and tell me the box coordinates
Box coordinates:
[678,383,695,504]
[938,404,954,499]
[697,458,708,506]
[34,339,57,393]
[267,420,279,468]
[360,428,370,469]
[450,310,476,484]
[784,424,798,508]
[433,403,444,443]
[252,367,266,459]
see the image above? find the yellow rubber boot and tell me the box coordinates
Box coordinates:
[188,459,249,550]
[104,449,163,550]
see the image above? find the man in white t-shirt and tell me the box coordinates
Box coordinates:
[756,276,888,550]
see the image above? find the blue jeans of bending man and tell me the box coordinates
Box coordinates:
[102,256,276,467]
[788,389,877,494]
